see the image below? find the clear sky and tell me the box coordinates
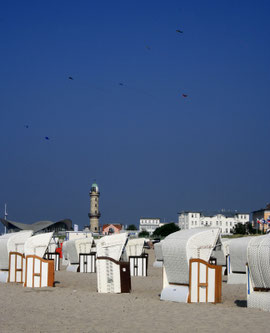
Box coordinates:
[0,0,269,231]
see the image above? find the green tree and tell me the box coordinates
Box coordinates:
[126,224,137,230]
[246,222,256,235]
[138,230,150,238]
[233,223,247,235]
[153,223,180,238]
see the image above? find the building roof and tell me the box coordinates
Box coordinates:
[102,224,122,231]
[178,211,249,218]
[0,218,72,233]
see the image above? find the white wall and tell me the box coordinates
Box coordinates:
[178,212,250,235]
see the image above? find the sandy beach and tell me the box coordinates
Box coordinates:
[0,250,269,333]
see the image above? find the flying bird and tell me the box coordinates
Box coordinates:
[119,82,124,86]
[68,76,74,80]
[176,29,183,33]
[45,136,50,140]
[24,125,29,129]
[182,94,188,98]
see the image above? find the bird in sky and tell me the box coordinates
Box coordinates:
[182,94,188,98]
[24,125,29,128]
[68,76,74,80]
[45,136,50,140]
[176,29,183,33]
[119,82,124,86]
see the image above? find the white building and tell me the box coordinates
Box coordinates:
[139,218,161,234]
[178,211,250,235]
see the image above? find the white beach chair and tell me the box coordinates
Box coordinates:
[153,241,163,268]
[247,235,270,312]
[125,238,148,277]
[24,232,54,288]
[0,231,33,283]
[161,228,222,303]
[96,233,131,293]
[44,237,60,271]
[65,237,94,272]
[227,237,253,284]
[61,241,69,266]
[211,238,231,275]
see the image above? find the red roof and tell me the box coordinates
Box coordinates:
[102,224,122,231]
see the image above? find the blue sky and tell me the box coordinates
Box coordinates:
[0,0,269,230]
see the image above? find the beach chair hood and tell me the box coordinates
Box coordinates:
[162,228,220,284]
[24,232,54,258]
[97,233,127,261]
[229,237,253,273]
[125,238,145,257]
[0,231,34,269]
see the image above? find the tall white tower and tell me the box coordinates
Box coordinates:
[88,182,100,233]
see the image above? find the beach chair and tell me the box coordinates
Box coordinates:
[65,237,94,272]
[125,238,148,277]
[61,241,69,266]
[0,231,33,283]
[211,238,230,276]
[160,228,222,303]
[153,241,163,268]
[227,237,253,284]
[247,235,270,312]
[44,237,60,271]
[24,232,54,287]
[96,233,131,293]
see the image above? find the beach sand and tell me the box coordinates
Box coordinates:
[0,250,269,332]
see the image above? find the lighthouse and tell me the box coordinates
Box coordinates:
[88,182,100,233]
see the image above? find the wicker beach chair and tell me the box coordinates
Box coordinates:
[96,233,131,293]
[125,238,148,276]
[247,235,270,312]
[153,241,163,268]
[161,228,222,303]
[65,237,94,272]
[24,232,54,287]
[227,237,253,284]
[0,231,33,283]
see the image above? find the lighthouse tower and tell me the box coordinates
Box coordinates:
[89,182,100,233]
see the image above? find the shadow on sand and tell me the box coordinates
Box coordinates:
[234,300,247,308]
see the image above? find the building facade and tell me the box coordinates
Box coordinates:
[178,211,250,235]
[139,218,161,234]
[252,203,270,232]
[88,182,101,233]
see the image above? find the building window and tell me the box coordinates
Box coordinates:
[216,221,218,226]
